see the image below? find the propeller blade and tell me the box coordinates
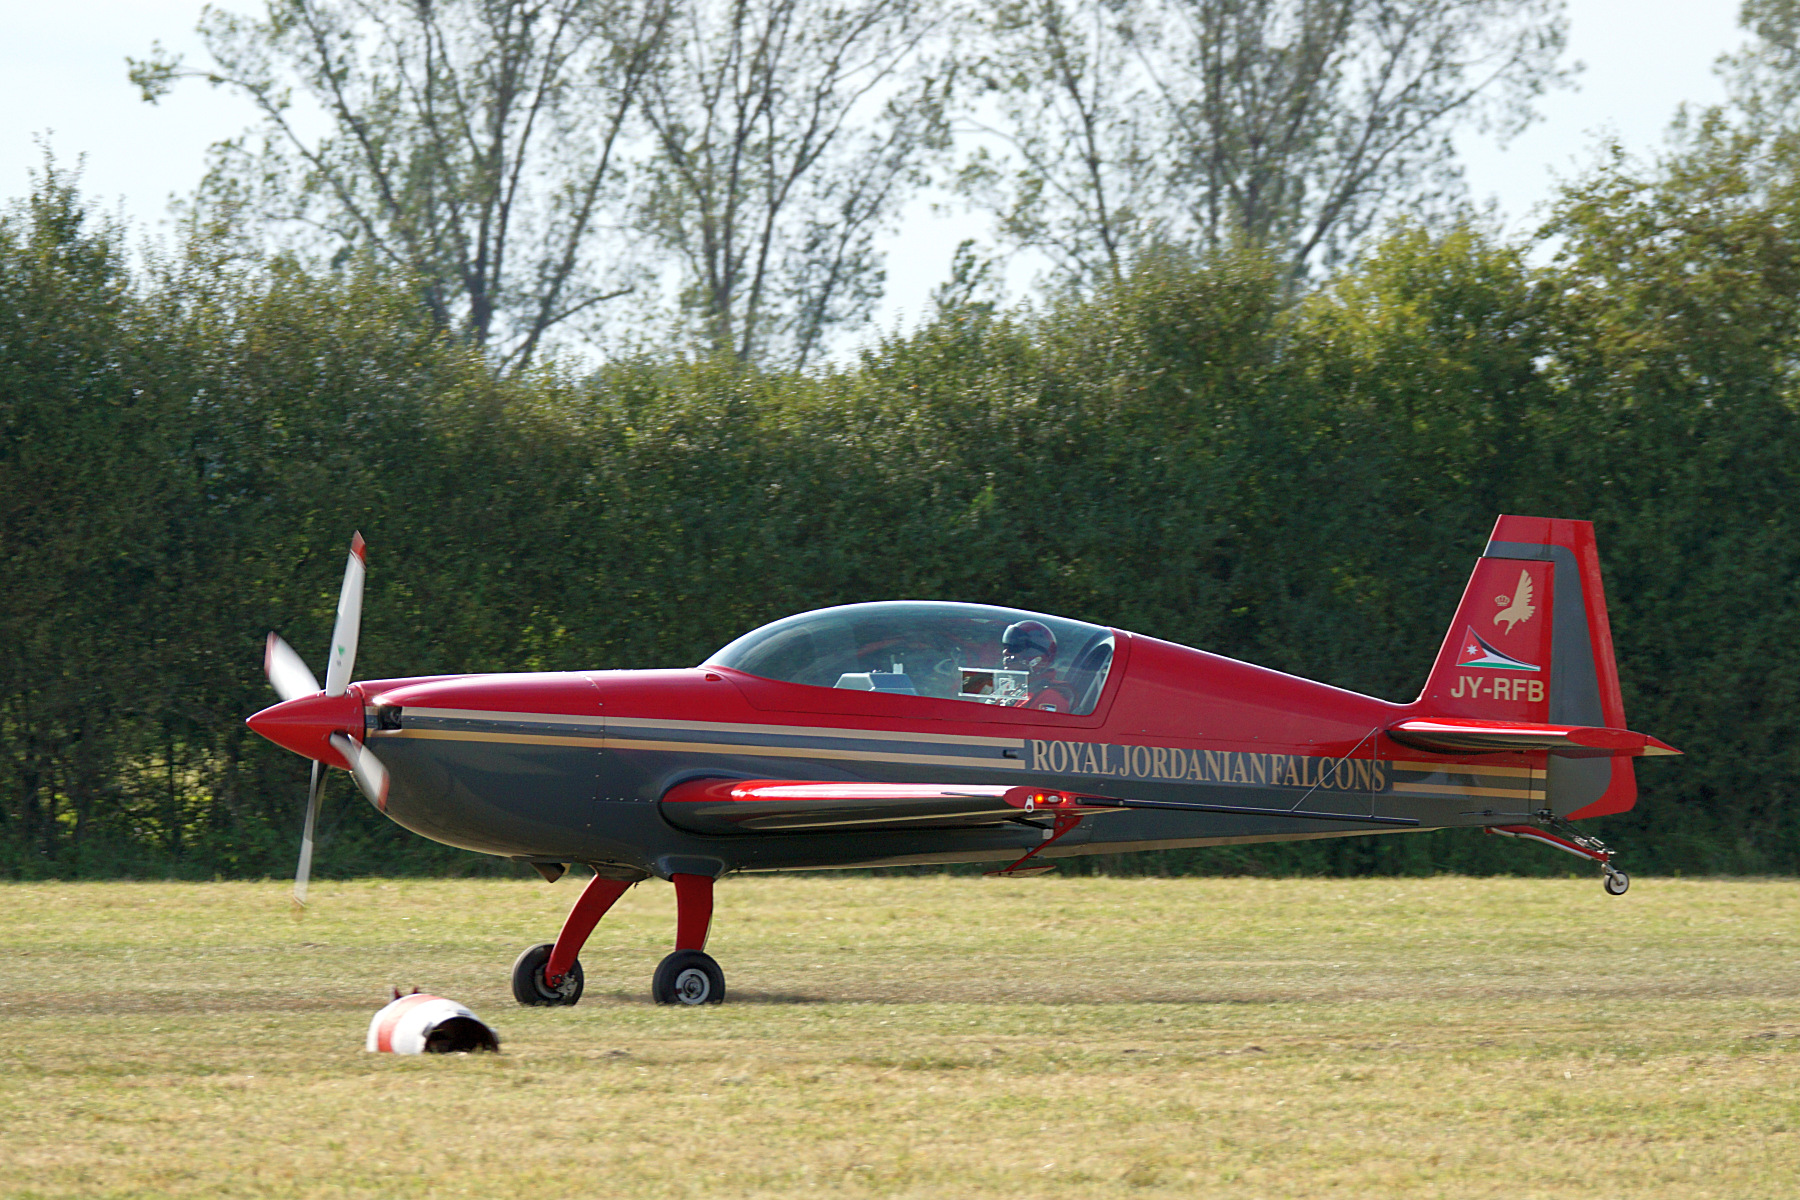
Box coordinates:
[324,532,367,697]
[329,732,391,810]
[265,633,322,702]
[293,759,324,911]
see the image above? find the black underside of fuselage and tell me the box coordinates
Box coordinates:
[365,732,1510,878]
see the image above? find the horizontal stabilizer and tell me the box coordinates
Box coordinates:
[1390,717,1680,758]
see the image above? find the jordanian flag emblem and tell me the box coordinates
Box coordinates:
[1456,627,1540,671]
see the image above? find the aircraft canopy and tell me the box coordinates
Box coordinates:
[705,601,1116,715]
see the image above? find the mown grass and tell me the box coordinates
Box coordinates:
[2,875,1797,1198]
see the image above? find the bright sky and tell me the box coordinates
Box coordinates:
[0,0,1750,342]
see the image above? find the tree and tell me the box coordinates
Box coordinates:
[131,0,672,370]
[0,164,168,869]
[636,0,951,367]
[1717,0,1800,127]
[964,0,1573,288]
[958,0,1155,289]
[1537,119,1800,873]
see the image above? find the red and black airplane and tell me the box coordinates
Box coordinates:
[247,515,1678,1007]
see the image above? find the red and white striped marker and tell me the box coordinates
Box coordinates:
[366,991,499,1054]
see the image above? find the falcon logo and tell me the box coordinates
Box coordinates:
[1456,627,1540,671]
[1494,569,1536,633]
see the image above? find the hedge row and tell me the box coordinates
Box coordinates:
[4,134,1797,878]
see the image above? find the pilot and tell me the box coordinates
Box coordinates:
[1001,620,1074,711]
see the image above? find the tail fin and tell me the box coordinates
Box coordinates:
[1416,515,1636,819]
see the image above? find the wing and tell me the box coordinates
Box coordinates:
[1390,717,1680,757]
[659,780,1067,834]
[659,778,1417,835]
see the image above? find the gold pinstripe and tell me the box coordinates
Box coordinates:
[400,706,1026,747]
[602,738,1023,769]
[1390,782,1542,800]
[1388,760,1538,778]
[379,706,1027,766]
[373,727,1022,769]
[401,707,606,727]
[376,729,605,748]
[603,714,1025,748]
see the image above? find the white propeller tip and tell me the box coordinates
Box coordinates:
[265,632,323,702]
[330,732,391,812]
[325,535,368,697]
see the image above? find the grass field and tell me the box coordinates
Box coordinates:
[2,875,1798,1198]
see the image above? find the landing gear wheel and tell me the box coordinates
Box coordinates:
[652,949,725,1006]
[512,942,583,1006]
[1603,870,1630,896]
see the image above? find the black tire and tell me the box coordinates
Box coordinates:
[511,942,583,1006]
[652,949,725,1006]
[1603,870,1630,896]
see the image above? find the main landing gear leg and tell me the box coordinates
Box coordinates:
[1489,821,1630,895]
[653,872,725,1006]
[512,874,633,1006]
[986,812,1085,877]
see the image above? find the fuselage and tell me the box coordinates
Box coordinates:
[341,629,1543,878]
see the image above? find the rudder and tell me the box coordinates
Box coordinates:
[1417,515,1635,818]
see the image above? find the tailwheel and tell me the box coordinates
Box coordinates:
[1490,821,1633,897]
[512,942,584,1006]
[653,949,725,1006]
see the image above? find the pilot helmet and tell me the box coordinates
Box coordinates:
[1001,620,1057,670]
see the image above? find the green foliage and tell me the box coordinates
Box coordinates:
[134,0,671,368]
[963,0,1575,286]
[1534,125,1800,874]
[2,135,1795,879]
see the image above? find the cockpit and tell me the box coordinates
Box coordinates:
[704,601,1117,715]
